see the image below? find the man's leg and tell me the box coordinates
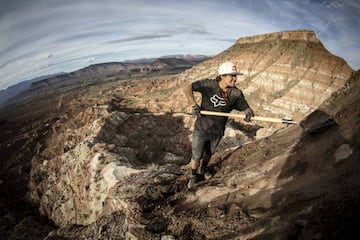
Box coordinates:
[199,141,211,175]
[188,159,201,188]
[188,131,205,188]
[190,159,200,175]
[201,134,222,179]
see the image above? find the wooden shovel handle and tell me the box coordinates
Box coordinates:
[200,110,298,125]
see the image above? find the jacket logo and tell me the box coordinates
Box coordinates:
[210,94,227,107]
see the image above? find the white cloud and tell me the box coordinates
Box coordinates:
[0,0,359,89]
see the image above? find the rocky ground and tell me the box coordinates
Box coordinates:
[0,30,359,239]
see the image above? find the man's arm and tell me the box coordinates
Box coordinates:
[233,90,255,122]
[183,82,201,117]
[183,82,197,106]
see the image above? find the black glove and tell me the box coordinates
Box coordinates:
[244,107,255,122]
[192,104,201,118]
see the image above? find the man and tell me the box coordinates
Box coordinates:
[183,61,254,188]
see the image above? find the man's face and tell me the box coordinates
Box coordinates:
[223,74,237,87]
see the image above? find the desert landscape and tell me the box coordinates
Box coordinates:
[0,30,359,239]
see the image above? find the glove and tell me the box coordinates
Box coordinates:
[192,104,201,118]
[244,107,255,122]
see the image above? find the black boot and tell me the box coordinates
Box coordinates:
[199,153,212,179]
[187,174,199,188]
[188,169,201,189]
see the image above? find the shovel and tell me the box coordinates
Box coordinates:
[200,110,298,125]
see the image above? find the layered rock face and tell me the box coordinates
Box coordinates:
[179,30,353,120]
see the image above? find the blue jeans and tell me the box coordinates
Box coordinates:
[191,130,222,162]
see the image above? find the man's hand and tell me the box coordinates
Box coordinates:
[244,107,255,122]
[192,104,201,118]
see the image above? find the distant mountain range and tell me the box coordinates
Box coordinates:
[0,73,65,107]
[0,55,209,108]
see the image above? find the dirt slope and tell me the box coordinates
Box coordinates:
[46,70,359,240]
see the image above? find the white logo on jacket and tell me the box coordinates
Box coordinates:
[210,94,227,107]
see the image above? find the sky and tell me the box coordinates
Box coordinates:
[0,0,359,90]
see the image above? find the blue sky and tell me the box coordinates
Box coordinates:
[0,0,359,89]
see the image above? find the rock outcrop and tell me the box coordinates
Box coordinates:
[28,99,193,226]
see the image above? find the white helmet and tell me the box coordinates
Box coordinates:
[218,61,243,76]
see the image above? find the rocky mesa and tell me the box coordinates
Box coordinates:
[178,30,352,117]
